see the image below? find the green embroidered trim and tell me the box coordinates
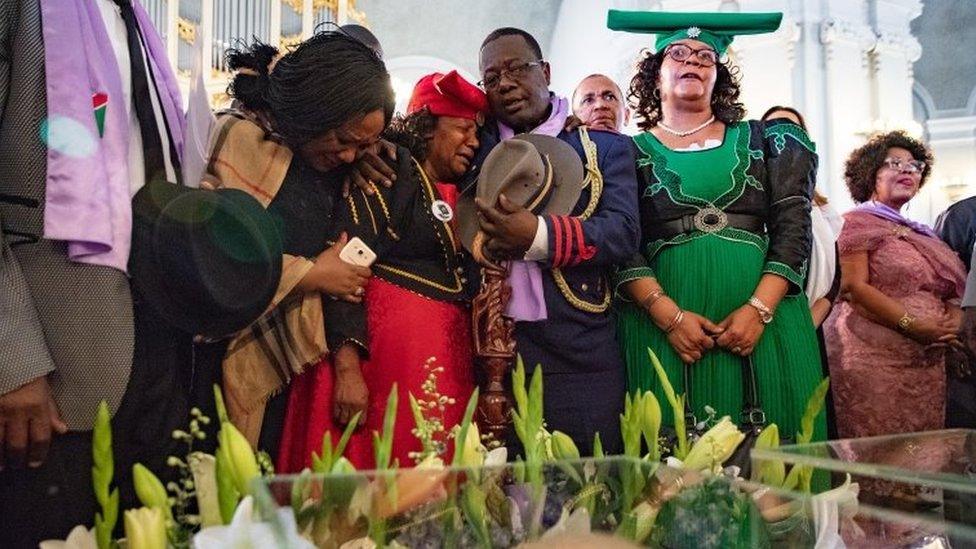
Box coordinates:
[644,226,769,263]
[645,232,702,264]
[763,260,806,287]
[715,227,768,254]
[634,123,763,210]
[612,266,656,298]
[764,123,817,155]
[634,132,707,206]
[727,124,764,198]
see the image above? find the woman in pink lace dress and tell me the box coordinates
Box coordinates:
[825,131,966,440]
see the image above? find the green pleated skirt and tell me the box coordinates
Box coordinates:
[617,233,827,442]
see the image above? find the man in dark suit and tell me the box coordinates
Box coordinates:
[936,198,976,428]
[471,28,639,455]
[936,195,976,270]
[0,1,189,545]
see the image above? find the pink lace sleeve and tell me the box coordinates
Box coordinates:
[837,211,890,256]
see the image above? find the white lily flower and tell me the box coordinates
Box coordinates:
[193,496,315,549]
[484,446,508,467]
[811,475,861,548]
[39,526,98,549]
[682,416,744,472]
[664,456,684,469]
[189,452,222,528]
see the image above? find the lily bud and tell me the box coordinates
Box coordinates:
[459,422,486,468]
[751,424,785,486]
[132,463,172,521]
[640,391,662,459]
[330,456,358,475]
[551,430,581,460]
[219,422,260,496]
[682,416,745,471]
[124,507,166,549]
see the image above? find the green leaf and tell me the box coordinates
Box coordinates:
[213,384,230,424]
[797,377,830,444]
[375,384,399,470]
[460,483,491,549]
[648,348,688,458]
[311,431,333,473]
[334,411,362,459]
[452,388,480,466]
[750,424,785,486]
[512,356,529,417]
[593,432,604,458]
[215,440,240,524]
[95,514,111,549]
[291,468,312,516]
[91,401,117,549]
[528,363,544,430]
[104,489,120,532]
[513,457,526,484]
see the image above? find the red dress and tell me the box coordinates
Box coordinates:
[277,182,475,471]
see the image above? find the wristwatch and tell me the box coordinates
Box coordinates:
[748,296,774,324]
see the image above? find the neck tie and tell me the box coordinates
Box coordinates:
[113,0,171,184]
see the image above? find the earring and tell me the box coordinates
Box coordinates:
[653,88,661,101]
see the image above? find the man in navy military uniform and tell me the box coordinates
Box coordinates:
[471,28,639,454]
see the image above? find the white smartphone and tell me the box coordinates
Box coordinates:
[339,237,377,267]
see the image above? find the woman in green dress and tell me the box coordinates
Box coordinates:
[607,11,827,441]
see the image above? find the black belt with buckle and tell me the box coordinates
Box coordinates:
[647,207,765,241]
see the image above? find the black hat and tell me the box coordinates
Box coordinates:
[130,181,283,337]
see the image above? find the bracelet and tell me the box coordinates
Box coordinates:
[747,296,774,325]
[640,289,665,310]
[664,308,685,333]
[897,312,916,333]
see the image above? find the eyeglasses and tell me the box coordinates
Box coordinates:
[663,44,719,67]
[883,158,926,174]
[478,60,544,90]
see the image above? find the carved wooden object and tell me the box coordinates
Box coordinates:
[471,264,515,442]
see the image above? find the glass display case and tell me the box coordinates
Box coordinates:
[752,429,976,547]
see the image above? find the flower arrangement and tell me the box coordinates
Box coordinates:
[43,350,839,548]
[252,351,836,548]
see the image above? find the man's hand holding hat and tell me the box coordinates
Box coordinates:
[457,134,584,267]
[475,194,538,262]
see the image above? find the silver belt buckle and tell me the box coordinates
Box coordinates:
[693,207,728,233]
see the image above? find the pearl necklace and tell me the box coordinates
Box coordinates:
[658,115,716,137]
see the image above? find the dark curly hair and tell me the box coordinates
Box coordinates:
[628,49,745,131]
[843,131,934,203]
[225,31,394,147]
[382,108,438,161]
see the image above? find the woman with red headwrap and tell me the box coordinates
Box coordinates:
[278,71,486,469]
